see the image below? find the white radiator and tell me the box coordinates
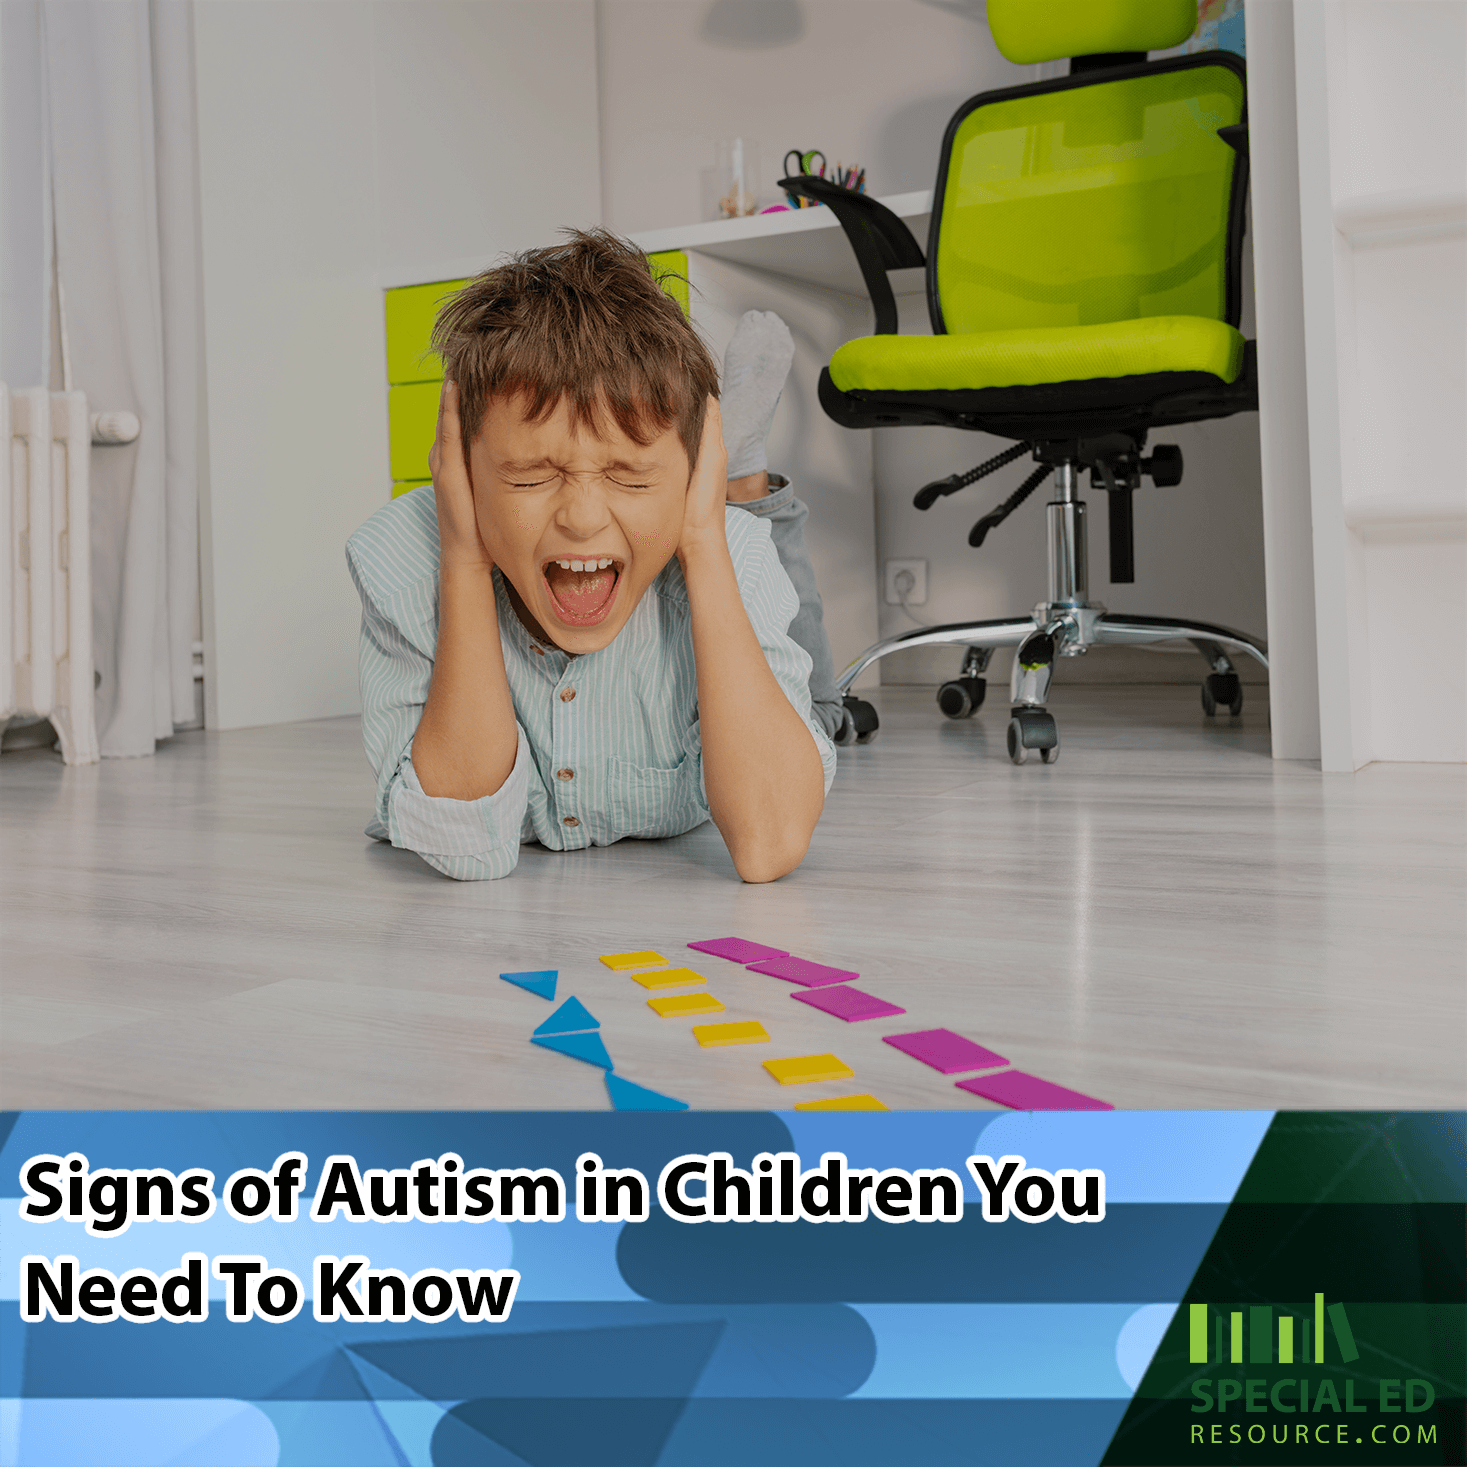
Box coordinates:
[1,384,99,764]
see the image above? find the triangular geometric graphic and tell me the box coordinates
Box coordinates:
[1100,1111,1467,1465]
[531,1030,613,1069]
[342,1348,449,1467]
[605,1072,689,1112]
[500,969,558,1001]
[533,996,599,1036]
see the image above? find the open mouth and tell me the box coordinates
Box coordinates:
[541,555,624,628]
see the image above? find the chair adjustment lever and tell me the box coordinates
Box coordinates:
[913,440,1032,510]
[968,464,1051,548]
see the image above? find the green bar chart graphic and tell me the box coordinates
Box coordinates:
[1186,1297,1355,1365]
[1189,1304,1207,1363]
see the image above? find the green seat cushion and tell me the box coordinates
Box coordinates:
[828,316,1244,395]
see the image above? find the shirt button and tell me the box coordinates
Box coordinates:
[555,768,575,781]
[562,815,580,827]
[532,646,545,657]
[560,687,576,702]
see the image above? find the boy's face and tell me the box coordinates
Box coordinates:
[468,392,691,654]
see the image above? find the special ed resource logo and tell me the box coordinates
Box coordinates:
[1185,1294,1437,1451]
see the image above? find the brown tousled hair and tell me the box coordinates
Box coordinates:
[430,228,719,466]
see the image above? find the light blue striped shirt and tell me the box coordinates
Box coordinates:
[346,487,837,880]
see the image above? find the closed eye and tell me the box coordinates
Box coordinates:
[607,477,653,490]
[506,476,557,489]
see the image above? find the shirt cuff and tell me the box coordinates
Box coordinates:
[389,727,531,858]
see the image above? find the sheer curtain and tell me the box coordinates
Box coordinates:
[2,0,200,756]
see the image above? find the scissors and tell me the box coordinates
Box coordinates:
[783,149,827,179]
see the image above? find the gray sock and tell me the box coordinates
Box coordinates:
[721,310,794,480]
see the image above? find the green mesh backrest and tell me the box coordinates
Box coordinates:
[933,62,1245,336]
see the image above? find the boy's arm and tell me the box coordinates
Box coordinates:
[411,381,520,801]
[349,575,530,881]
[679,402,826,883]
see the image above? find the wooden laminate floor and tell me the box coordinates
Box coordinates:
[3,684,1463,1111]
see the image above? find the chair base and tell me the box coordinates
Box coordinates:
[836,606,1268,764]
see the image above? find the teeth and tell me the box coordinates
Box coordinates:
[550,557,616,573]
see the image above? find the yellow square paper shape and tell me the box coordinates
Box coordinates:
[764,1054,855,1085]
[693,1021,770,1047]
[599,951,668,971]
[627,967,706,991]
[794,1094,888,1111]
[648,992,725,1018]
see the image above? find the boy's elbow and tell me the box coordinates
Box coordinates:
[729,828,813,885]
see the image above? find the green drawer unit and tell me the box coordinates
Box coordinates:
[384,278,468,494]
[383,257,690,498]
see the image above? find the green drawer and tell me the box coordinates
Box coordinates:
[388,380,441,483]
[648,250,690,317]
[384,278,469,385]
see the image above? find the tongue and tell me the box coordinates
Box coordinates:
[546,564,617,619]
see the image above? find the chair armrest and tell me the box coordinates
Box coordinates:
[1217,124,1248,159]
[779,176,925,334]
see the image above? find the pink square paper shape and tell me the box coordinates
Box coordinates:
[791,985,906,1023]
[746,955,858,988]
[955,1069,1112,1111]
[882,1028,1008,1074]
[688,937,789,965]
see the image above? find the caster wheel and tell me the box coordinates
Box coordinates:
[836,694,880,746]
[1007,709,1058,766]
[1006,719,1026,764]
[1202,672,1243,717]
[937,676,987,720]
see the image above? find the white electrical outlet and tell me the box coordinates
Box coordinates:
[884,558,928,606]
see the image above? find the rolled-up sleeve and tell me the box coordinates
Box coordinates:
[389,737,531,881]
[349,543,534,881]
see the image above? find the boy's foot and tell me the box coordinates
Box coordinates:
[722,310,795,486]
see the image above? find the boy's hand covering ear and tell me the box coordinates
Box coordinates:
[677,398,730,560]
[430,380,494,573]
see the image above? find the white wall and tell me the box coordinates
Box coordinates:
[1292,0,1466,768]
[597,0,1028,234]
[597,0,1271,691]
[1243,0,1320,760]
[194,1,602,731]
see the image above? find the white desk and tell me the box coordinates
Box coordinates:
[630,191,933,686]
[633,189,932,296]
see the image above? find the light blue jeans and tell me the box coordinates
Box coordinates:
[730,474,845,739]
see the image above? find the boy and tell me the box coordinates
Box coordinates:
[346,230,842,883]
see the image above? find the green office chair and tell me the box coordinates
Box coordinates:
[785,0,1266,764]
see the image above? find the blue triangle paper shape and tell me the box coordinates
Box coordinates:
[500,969,558,1000]
[532,1030,613,1069]
[606,1072,689,1112]
[533,996,599,1036]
